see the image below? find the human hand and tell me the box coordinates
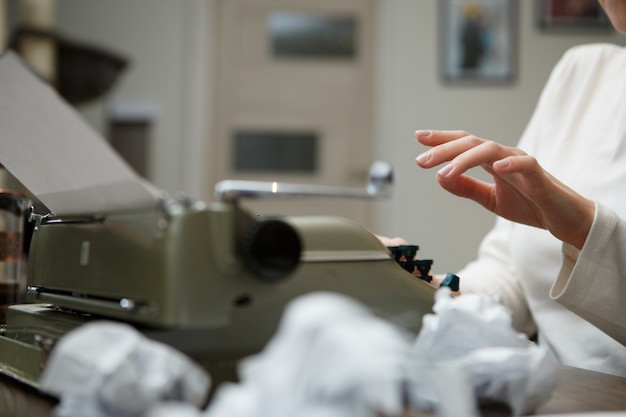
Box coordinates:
[414,130,595,250]
[375,234,409,247]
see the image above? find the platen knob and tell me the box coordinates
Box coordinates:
[242,219,301,282]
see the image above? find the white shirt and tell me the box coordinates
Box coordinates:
[457,43,626,377]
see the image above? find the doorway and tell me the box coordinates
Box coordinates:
[212,0,377,226]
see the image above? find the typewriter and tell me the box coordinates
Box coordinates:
[0,51,438,390]
[0,162,438,389]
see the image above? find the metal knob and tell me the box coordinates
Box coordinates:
[241,219,301,282]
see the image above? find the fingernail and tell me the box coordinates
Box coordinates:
[493,160,510,170]
[437,163,454,178]
[416,152,430,164]
[415,130,432,137]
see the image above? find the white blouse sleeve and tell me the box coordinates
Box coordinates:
[551,202,626,346]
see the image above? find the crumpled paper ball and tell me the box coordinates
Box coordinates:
[408,288,558,416]
[206,292,413,417]
[39,321,210,417]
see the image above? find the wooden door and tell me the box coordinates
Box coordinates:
[212,0,376,226]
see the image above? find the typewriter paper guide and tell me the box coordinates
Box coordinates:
[0,51,159,215]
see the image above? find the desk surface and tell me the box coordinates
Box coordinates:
[534,365,626,415]
[0,365,625,416]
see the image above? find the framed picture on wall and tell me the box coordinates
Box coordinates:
[440,0,517,84]
[537,0,611,31]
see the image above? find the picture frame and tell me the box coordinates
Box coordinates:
[440,0,517,84]
[537,0,611,31]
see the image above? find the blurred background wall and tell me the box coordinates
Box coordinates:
[2,0,624,273]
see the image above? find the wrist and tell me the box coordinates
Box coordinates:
[555,198,595,250]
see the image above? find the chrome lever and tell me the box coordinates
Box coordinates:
[214,161,393,203]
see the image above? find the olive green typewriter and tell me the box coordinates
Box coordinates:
[0,51,437,390]
[0,162,437,389]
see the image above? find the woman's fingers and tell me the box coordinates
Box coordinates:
[493,155,554,200]
[418,137,526,181]
[415,133,484,168]
[375,235,408,246]
[414,129,472,145]
[436,173,495,210]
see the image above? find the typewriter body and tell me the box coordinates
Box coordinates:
[0,163,437,388]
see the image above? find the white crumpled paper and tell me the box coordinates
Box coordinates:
[39,321,211,417]
[206,289,556,417]
[408,288,558,416]
[39,289,557,417]
[205,292,413,417]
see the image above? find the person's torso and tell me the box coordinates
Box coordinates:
[511,43,626,376]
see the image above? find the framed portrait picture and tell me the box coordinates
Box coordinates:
[537,0,611,31]
[440,0,517,84]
